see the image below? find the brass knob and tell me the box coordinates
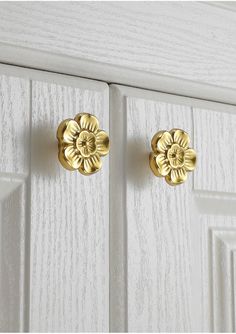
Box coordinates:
[57,113,109,175]
[149,129,196,186]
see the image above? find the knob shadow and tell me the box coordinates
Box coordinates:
[126,137,151,189]
[31,124,59,177]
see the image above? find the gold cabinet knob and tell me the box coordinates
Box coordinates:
[57,113,109,175]
[149,129,196,186]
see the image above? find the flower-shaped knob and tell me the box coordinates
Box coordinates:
[149,129,196,185]
[57,113,109,175]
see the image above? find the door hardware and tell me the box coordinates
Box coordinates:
[149,129,196,185]
[57,113,109,175]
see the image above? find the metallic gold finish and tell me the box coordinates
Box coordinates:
[149,129,196,185]
[57,113,109,175]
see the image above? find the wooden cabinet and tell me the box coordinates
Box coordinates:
[0,2,236,332]
[1,66,236,332]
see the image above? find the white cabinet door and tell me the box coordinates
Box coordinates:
[110,85,236,332]
[0,65,109,332]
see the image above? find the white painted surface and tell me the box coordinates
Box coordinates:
[126,98,193,332]
[194,108,236,193]
[0,69,109,332]
[0,2,236,89]
[0,75,29,332]
[1,43,236,108]
[110,85,236,332]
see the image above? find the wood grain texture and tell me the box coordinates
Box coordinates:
[125,96,194,332]
[0,75,30,174]
[0,74,30,331]
[193,108,236,193]
[0,69,109,332]
[212,228,236,332]
[0,177,27,332]
[30,80,109,332]
[1,3,236,89]
[111,85,236,332]
[195,205,236,332]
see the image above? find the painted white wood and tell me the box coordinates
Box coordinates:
[1,61,236,332]
[0,75,30,174]
[0,2,236,89]
[212,228,236,332]
[0,74,30,332]
[30,80,109,332]
[1,44,236,107]
[208,2,236,12]
[194,195,236,332]
[110,85,236,332]
[193,108,236,193]
[0,177,27,332]
[0,68,109,332]
[126,96,194,332]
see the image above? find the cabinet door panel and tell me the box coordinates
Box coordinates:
[126,98,193,332]
[0,66,109,332]
[30,80,109,332]
[110,85,236,332]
